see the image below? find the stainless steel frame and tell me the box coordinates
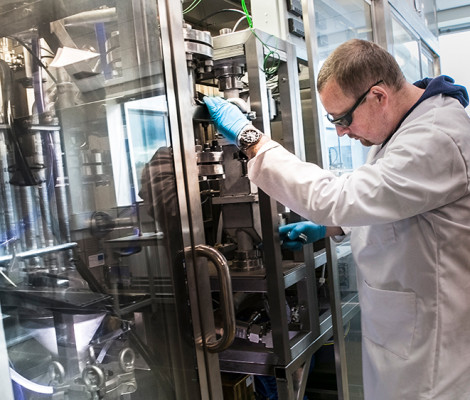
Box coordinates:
[157,1,225,397]
[299,1,368,398]
[207,29,329,400]
[0,0,229,398]
[0,1,441,399]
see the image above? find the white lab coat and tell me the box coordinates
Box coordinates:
[247,94,470,400]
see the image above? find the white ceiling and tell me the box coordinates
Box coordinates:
[436,0,470,34]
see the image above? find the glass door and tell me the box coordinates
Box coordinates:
[0,1,225,399]
[312,0,374,174]
[391,9,439,81]
[301,1,373,398]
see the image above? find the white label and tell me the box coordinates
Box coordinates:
[89,253,105,268]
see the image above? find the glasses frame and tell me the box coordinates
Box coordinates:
[327,80,384,127]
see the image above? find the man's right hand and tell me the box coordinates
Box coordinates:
[203,96,250,146]
[279,221,327,251]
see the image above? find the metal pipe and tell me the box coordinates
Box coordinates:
[15,242,77,261]
[0,130,16,253]
[31,38,45,116]
[63,8,117,26]
[0,59,15,255]
[37,181,56,269]
[50,129,73,266]
[33,182,56,272]
[17,186,40,270]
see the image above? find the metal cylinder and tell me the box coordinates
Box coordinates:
[231,230,263,271]
[16,185,41,271]
[36,181,57,271]
[51,129,72,266]
[0,130,16,253]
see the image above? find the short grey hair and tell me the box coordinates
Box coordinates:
[317,39,406,97]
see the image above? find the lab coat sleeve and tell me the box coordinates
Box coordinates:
[332,226,351,243]
[247,125,469,227]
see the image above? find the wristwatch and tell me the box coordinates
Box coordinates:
[237,125,263,151]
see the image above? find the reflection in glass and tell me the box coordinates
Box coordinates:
[314,0,373,174]
[0,1,199,399]
[303,1,373,398]
[391,16,422,82]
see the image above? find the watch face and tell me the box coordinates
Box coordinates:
[244,130,259,143]
[240,129,262,148]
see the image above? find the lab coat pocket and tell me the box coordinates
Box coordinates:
[361,281,417,360]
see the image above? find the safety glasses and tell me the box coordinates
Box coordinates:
[327,80,383,127]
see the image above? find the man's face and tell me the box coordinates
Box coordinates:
[319,79,389,147]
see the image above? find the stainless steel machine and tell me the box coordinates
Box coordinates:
[0,1,358,399]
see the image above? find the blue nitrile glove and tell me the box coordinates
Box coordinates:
[203,96,250,145]
[279,221,327,251]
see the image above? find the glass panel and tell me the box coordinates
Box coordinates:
[0,1,201,399]
[312,0,372,307]
[391,16,422,82]
[422,0,438,37]
[303,1,372,398]
[420,43,437,78]
[314,0,373,173]
[315,0,373,61]
[343,310,363,400]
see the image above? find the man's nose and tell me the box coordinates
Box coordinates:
[336,125,350,137]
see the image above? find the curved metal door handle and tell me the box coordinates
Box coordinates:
[192,244,235,353]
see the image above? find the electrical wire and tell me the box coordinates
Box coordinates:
[41,47,55,56]
[7,36,58,84]
[199,8,246,23]
[232,16,248,32]
[185,0,281,78]
[240,0,252,27]
[183,0,203,14]
[240,0,281,79]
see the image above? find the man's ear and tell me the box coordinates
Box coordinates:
[372,86,387,105]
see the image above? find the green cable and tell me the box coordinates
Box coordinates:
[183,0,203,14]
[241,0,253,28]
[240,0,281,79]
[183,0,280,78]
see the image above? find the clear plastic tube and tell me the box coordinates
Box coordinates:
[9,367,53,395]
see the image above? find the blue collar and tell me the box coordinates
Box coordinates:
[381,75,468,148]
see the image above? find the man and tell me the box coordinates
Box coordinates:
[204,39,470,400]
